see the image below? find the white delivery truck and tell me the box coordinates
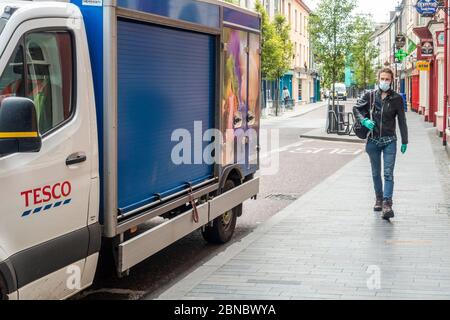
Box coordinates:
[0,0,261,300]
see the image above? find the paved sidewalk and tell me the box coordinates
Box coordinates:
[261,101,328,123]
[157,112,450,300]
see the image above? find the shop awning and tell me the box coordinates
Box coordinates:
[413,26,433,40]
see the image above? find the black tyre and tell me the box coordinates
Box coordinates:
[202,180,241,244]
[0,275,8,300]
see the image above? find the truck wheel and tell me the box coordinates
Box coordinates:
[0,275,7,300]
[202,180,241,244]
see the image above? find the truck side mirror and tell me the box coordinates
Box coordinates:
[0,97,42,157]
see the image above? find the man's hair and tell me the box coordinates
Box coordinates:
[378,68,394,80]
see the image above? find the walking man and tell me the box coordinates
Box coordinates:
[353,68,409,220]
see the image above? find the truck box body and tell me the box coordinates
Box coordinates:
[70,0,261,235]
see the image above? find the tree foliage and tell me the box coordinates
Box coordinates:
[255,1,293,81]
[255,1,293,114]
[308,0,355,95]
[350,15,379,90]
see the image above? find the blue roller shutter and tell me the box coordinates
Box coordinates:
[117,19,216,213]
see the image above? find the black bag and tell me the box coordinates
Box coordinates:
[353,91,375,140]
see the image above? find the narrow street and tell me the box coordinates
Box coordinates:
[156,109,450,300]
[75,100,364,300]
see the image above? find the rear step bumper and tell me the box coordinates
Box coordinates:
[118,178,259,272]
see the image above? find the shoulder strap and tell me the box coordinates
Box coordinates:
[368,90,376,139]
[368,91,372,120]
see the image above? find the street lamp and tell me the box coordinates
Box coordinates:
[393,5,403,92]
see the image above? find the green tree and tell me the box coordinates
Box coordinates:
[309,0,355,106]
[255,1,293,115]
[350,15,379,90]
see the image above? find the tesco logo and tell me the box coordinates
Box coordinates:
[21,181,72,207]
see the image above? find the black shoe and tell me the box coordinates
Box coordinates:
[374,196,383,212]
[382,199,394,220]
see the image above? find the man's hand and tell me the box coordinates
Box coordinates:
[361,118,375,131]
[401,144,407,154]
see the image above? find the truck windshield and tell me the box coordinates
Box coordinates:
[334,84,346,93]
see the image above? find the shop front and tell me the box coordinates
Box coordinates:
[413,26,434,120]
[411,68,420,112]
[428,22,445,134]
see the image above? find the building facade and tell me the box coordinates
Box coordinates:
[374,0,449,145]
[287,0,314,105]
[234,0,317,107]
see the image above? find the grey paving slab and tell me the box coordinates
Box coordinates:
[156,113,450,300]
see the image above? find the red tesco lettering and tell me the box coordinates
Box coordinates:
[21,181,72,207]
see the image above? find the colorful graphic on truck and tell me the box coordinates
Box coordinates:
[248,33,261,129]
[222,27,248,166]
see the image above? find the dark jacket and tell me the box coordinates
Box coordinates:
[353,89,408,145]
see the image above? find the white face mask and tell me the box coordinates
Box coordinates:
[379,81,391,92]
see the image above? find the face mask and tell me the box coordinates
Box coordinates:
[379,81,391,92]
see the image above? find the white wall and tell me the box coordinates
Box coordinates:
[419,70,429,109]
[438,59,444,114]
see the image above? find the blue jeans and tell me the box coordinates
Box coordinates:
[366,139,397,200]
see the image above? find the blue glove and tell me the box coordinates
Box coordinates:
[361,118,375,131]
[401,144,407,154]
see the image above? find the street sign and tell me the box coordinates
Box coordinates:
[395,49,408,62]
[420,40,434,57]
[395,34,406,49]
[415,0,439,17]
[416,61,431,71]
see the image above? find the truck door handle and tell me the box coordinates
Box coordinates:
[66,152,87,166]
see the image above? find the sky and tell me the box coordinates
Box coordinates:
[303,0,400,23]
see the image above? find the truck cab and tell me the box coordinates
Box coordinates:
[0,0,261,300]
[0,1,99,300]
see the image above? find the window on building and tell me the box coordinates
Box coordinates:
[281,0,285,15]
[294,41,297,63]
[0,31,74,135]
[303,46,306,67]
[274,0,279,14]
[306,46,309,68]
[265,0,270,14]
[295,9,298,32]
[288,3,291,23]
[300,12,302,35]
[298,44,302,67]
[304,16,307,36]
[298,80,302,101]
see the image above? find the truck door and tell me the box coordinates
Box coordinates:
[0,20,92,299]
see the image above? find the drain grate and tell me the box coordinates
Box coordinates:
[265,193,300,201]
